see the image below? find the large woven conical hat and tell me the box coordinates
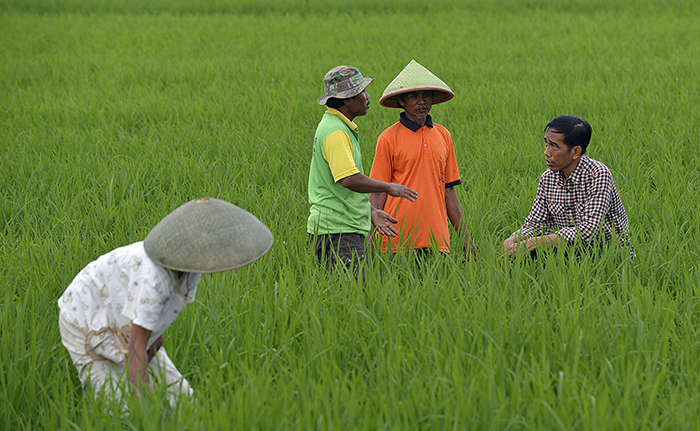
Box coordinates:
[379,60,454,108]
[144,198,273,273]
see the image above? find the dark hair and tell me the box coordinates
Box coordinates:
[326,97,345,109]
[545,115,592,155]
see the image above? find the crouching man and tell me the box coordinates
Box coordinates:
[57,198,273,406]
[503,115,632,259]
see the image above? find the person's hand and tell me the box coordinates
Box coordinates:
[386,184,417,202]
[371,208,399,237]
[503,235,520,259]
[463,237,477,262]
[503,235,534,259]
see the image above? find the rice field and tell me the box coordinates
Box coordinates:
[2,0,700,429]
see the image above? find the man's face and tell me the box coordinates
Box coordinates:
[398,91,433,123]
[346,90,370,118]
[543,128,580,177]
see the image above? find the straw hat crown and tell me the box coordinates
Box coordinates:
[380,59,454,108]
[144,198,273,273]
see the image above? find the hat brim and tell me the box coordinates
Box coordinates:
[317,77,373,105]
[144,198,273,273]
[379,86,454,108]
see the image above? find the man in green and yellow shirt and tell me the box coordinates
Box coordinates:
[308,65,417,276]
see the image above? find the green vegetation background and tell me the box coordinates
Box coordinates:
[2,0,700,429]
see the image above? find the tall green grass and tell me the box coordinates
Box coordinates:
[3,0,698,16]
[2,0,700,429]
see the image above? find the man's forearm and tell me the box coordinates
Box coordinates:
[128,323,152,393]
[129,347,149,390]
[342,173,417,203]
[445,187,477,259]
[339,173,391,194]
[526,233,564,251]
[445,187,465,232]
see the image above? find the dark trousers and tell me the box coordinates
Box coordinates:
[529,242,604,262]
[309,233,366,281]
[393,247,447,265]
[391,248,448,276]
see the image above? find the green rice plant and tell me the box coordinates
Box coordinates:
[2,0,700,429]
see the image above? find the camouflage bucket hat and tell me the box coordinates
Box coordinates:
[379,60,455,108]
[316,65,374,105]
[144,198,273,273]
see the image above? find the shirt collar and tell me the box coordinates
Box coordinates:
[560,155,590,184]
[171,270,201,300]
[399,112,433,132]
[325,108,358,132]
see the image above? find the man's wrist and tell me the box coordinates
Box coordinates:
[526,237,536,251]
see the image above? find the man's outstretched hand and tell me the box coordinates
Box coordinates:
[386,184,417,202]
[371,208,399,237]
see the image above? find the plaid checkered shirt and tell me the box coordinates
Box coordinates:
[514,155,630,247]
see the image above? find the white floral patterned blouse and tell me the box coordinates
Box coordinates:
[57,241,200,364]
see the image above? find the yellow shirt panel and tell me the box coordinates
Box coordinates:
[322,129,360,182]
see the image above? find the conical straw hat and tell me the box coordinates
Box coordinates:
[379,60,454,108]
[144,198,273,273]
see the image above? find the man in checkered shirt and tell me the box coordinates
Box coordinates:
[503,115,631,259]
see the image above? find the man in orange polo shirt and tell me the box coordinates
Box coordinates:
[369,60,476,260]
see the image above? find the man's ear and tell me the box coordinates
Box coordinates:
[572,146,582,160]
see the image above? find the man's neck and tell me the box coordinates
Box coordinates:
[336,106,355,122]
[561,157,582,179]
[399,112,432,132]
[404,112,427,126]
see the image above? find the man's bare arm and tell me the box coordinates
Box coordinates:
[340,173,417,201]
[503,232,564,258]
[128,324,152,395]
[445,187,477,261]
